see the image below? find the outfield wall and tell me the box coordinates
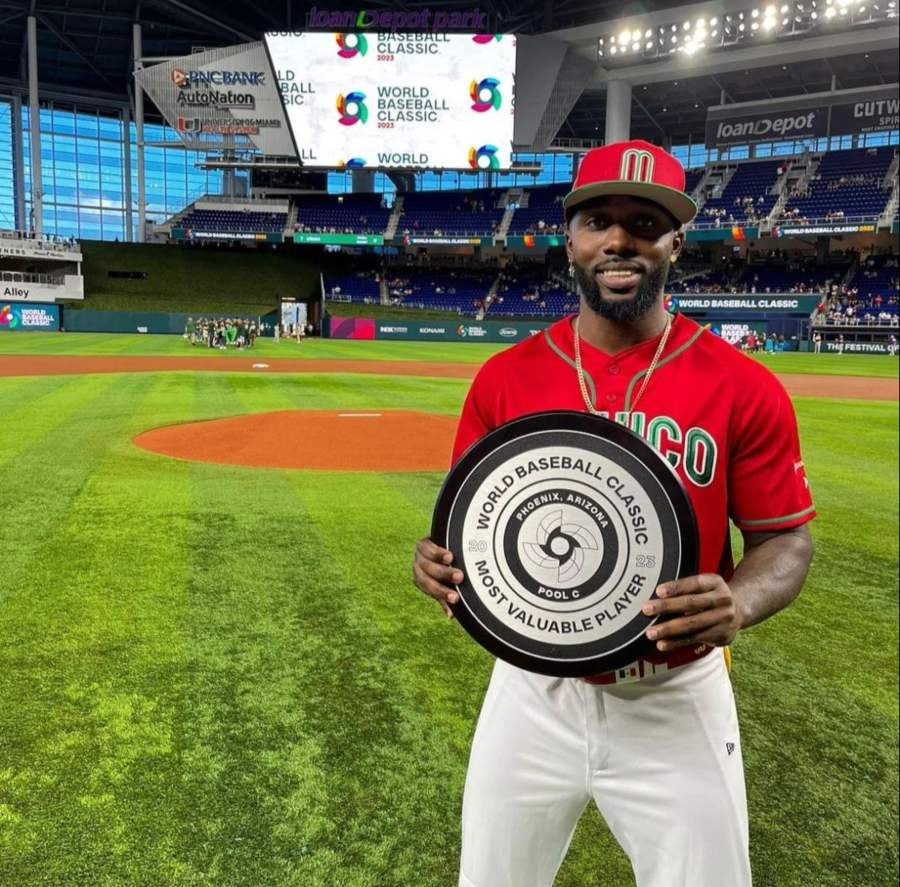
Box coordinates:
[325,316,551,343]
[62,308,277,335]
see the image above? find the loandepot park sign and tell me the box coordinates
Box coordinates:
[305,7,490,30]
[706,84,899,147]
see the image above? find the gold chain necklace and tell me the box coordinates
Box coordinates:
[573,313,673,416]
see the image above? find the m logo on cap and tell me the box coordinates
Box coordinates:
[620,149,655,184]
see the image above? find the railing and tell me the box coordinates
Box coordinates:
[0,270,66,285]
[0,229,80,250]
[812,315,898,328]
[769,213,883,227]
[194,194,289,208]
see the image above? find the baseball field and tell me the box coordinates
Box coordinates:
[0,332,897,887]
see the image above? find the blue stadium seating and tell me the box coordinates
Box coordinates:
[295,194,390,235]
[780,147,895,223]
[507,184,569,234]
[323,273,380,304]
[851,255,900,319]
[383,267,495,314]
[181,209,286,235]
[398,190,505,237]
[696,160,781,227]
[490,265,576,317]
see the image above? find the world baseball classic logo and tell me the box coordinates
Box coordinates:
[335,33,368,58]
[336,91,368,125]
[468,144,499,170]
[470,77,502,112]
[431,413,698,676]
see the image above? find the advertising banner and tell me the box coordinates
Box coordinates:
[264,31,516,169]
[823,339,897,355]
[294,232,383,245]
[0,303,60,331]
[135,42,296,156]
[829,91,899,137]
[0,241,81,261]
[668,294,820,315]
[327,315,549,341]
[397,234,494,246]
[773,222,878,237]
[705,106,827,147]
[687,226,756,242]
[171,229,283,242]
[0,276,84,303]
[505,234,565,249]
[706,84,899,147]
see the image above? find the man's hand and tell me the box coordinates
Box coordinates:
[413,537,464,619]
[641,574,744,652]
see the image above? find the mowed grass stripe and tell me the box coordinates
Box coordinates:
[285,470,496,886]
[0,373,194,883]
[166,461,472,886]
[724,396,898,885]
[0,374,151,607]
[0,375,119,466]
[290,469,638,887]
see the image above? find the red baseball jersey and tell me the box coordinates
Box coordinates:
[451,313,815,661]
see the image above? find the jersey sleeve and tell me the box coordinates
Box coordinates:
[728,370,816,533]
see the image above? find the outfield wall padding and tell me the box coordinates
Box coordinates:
[325,315,551,343]
[62,308,277,335]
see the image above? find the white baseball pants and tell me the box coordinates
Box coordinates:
[459,651,751,887]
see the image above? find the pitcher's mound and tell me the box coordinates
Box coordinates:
[133,410,458,472]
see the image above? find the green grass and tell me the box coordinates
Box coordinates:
[2,331,899,376]
[76,240,320,315]
[0,350,897,885]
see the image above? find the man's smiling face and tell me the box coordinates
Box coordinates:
[566,195,684,322]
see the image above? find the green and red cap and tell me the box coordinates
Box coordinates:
[564,139,697,226]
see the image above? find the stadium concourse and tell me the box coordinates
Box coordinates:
[0,0,898,885]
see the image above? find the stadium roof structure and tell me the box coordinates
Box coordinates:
[0,0,896,144]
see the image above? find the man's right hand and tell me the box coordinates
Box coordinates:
[412,537,464,619]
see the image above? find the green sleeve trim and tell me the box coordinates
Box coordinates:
[735,505,816,528]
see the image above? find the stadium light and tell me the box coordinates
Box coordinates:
[598,0,894,61]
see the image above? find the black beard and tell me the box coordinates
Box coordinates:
[573,258,670,322]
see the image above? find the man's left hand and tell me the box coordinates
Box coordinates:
[641,574,744,651]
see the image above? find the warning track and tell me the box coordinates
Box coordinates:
[0,354,896,400]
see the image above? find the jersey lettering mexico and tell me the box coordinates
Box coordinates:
[451,313,816,675]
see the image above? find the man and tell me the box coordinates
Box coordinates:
[412,140,815,887]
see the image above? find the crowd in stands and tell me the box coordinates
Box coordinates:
[382,266,496,314]
[774,147,895,225]
[184,316,265,348]
[510,184,569,236]
[696,160,781,228]
[814,254,900,325]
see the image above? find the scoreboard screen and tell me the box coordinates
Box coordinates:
[264,32,517,170]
